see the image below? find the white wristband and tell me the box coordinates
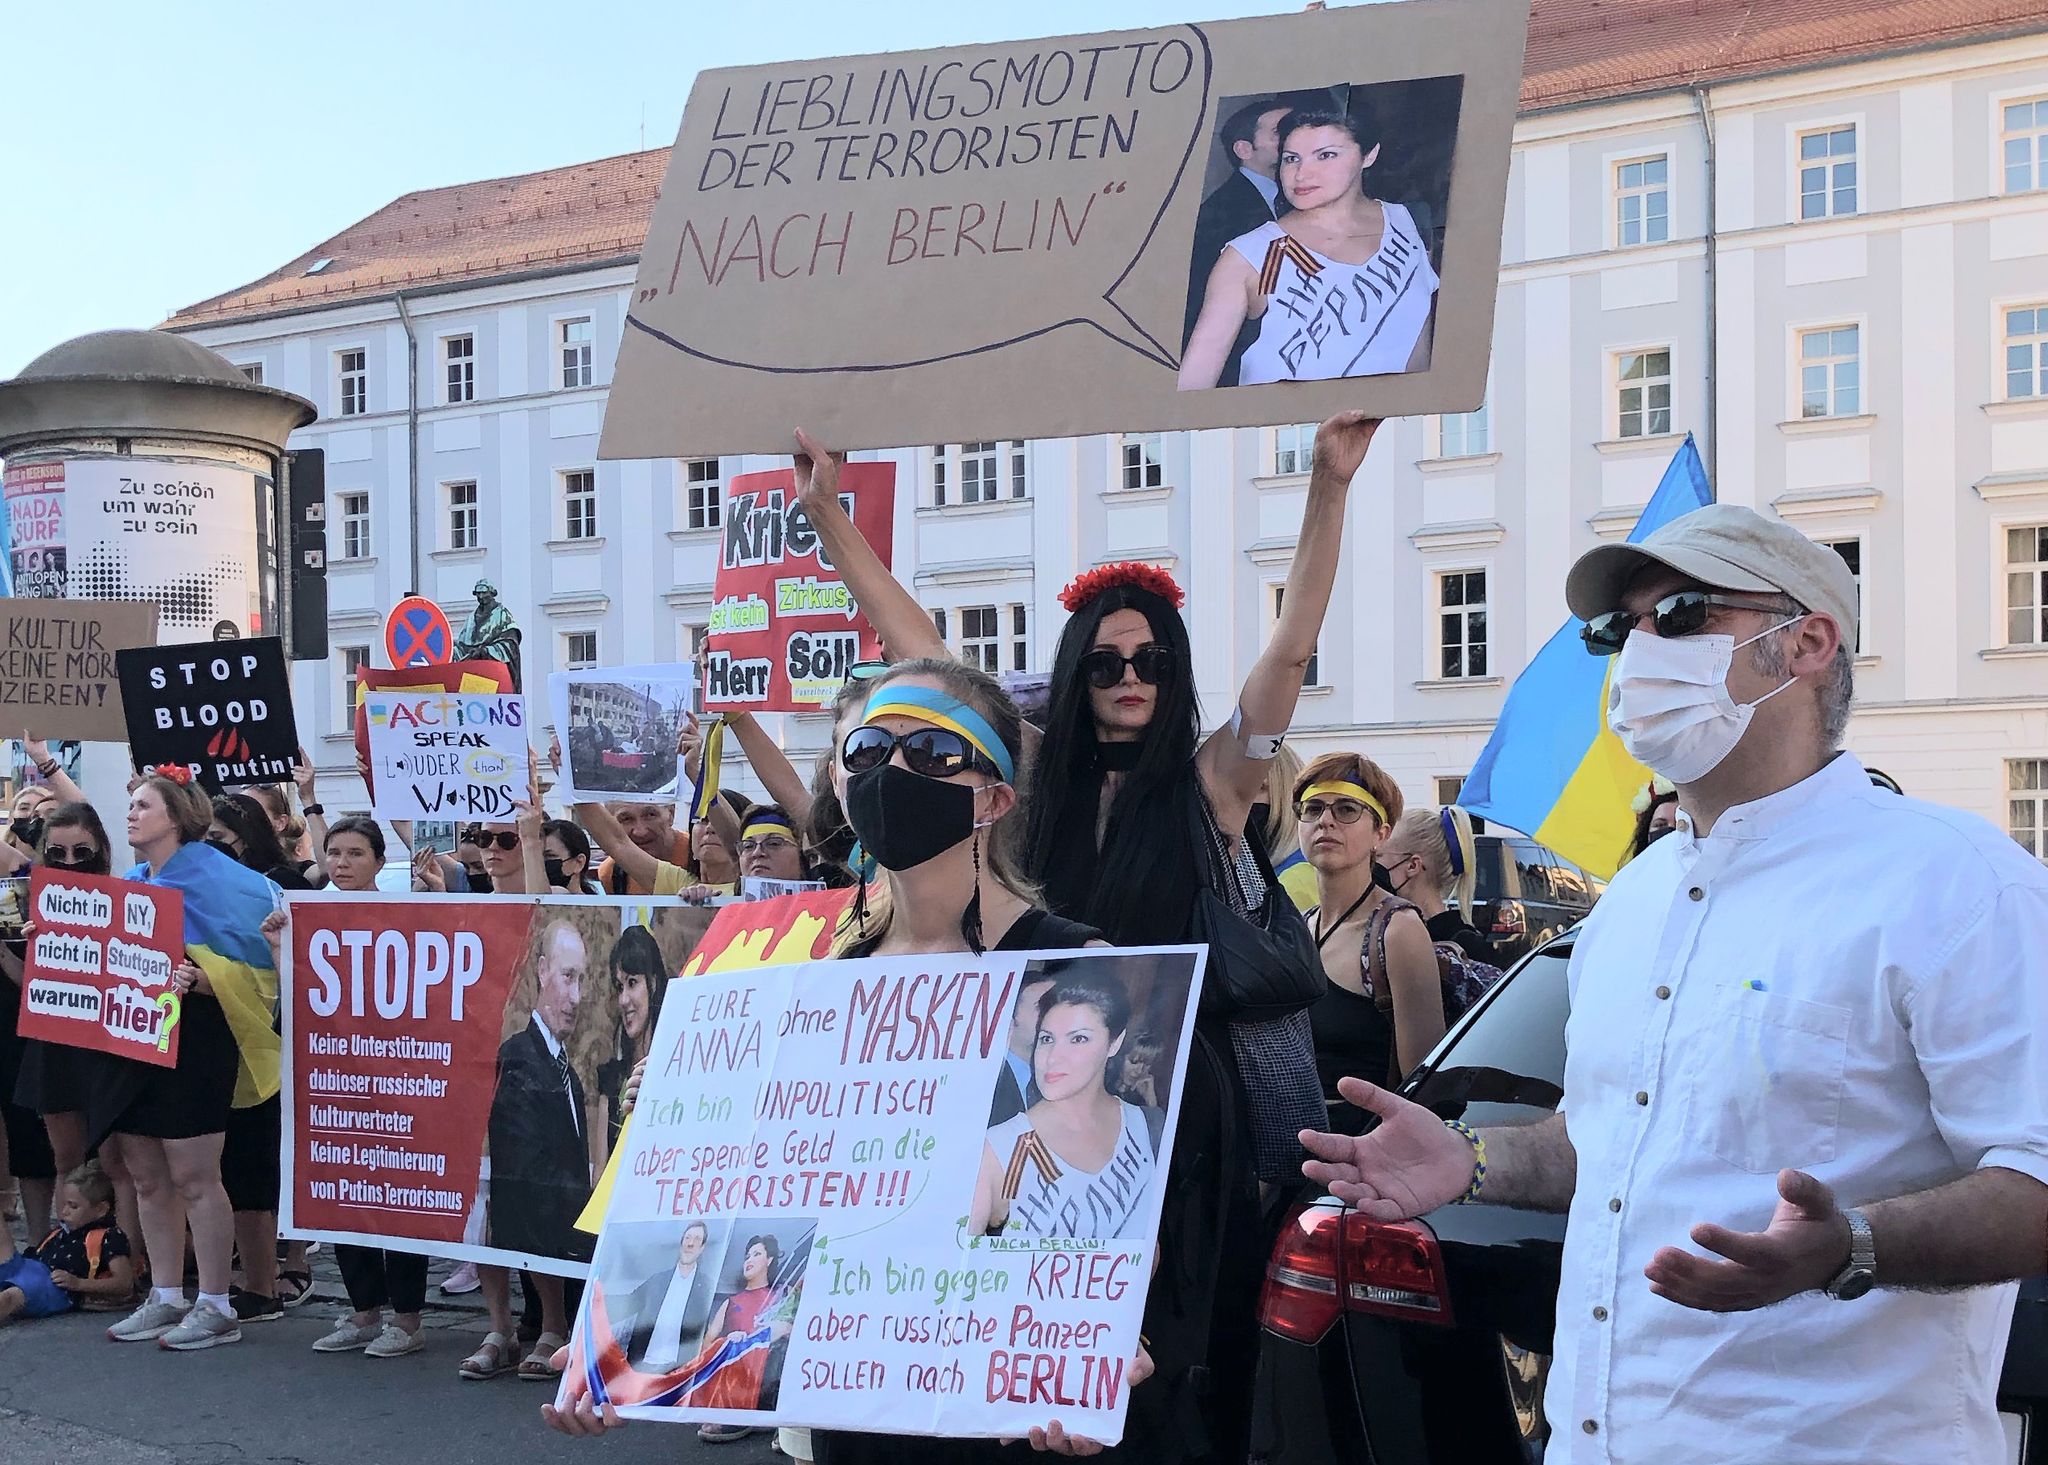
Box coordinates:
[1231,705,1286,761]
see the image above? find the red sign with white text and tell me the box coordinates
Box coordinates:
[703,464,894,712]
[17,869,184,1068]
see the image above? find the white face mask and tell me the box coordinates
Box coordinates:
[1606,621,1800,784]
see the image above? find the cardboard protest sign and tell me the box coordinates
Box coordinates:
[0,597,159,742]
[352,660,516,792]
[549,664,695,804]
[561,944,1204,1439]
[16,869,185,1068]
[602,0,1526,457]
[116,636,298,788]
[705,464,893,712]
[365,691,528,822]
[282,893,709,1277]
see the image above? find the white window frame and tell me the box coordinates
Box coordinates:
[1814,534,1866,654]
[958,443,1002,505]
[338,645,370,733]
[1272,423,1316,476]
[557,315,594,390]
[563,629,599,669]
[1434,566,1491,680]
[2005,521,2048,648]
[336,347,369,417]
[2011,758,2048,862]
[337,491,371,562]
[1996,90,2048,196]
[1433,775,1465,806]
[1435,390,1491,459]
[931,443,1028,507]
[1795,322,1863,419]
[682,458,723,531]
[445,480,480,551]
[958,604,1002,673]
[1269,584,1321,687]
[236,361,265,385]
[1118,433,1166,492]
[2001,301,2048,401]
[442,332,476,404]
[1612,153,1671,247]
[1007,602,1029,672]
[1613,346,1673,439]
[561,468,598,541]
[1794,121,1860,220]
[679,622,708,661]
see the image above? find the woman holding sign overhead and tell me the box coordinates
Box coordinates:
[1179,106,1439,390]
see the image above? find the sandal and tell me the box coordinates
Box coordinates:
[459,1331,513,1380]
[518,1331,567,1381]
[278,1269,315,1308]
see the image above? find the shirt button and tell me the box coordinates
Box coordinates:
[1583,1420,1599,1435]
[1635,1091,1649,1106]
[1608,1197,1622,1213]
[1593,1306,1609,1321]
[1656,985,1672,1000]
[1688,886,1704,901]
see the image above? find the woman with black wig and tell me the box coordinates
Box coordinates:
[784,416,1378,1465]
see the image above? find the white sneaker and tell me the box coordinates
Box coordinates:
[440,1261,481,1295]
[107,1298,189,1342]
[158,1300,242,1351]
[365,1324,424,1358]
[312,1317,384,1353]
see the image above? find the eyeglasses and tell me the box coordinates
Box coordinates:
[1580,591,1797,656]
[459,825,485,845]
[737,835,795,855]
[846,660,890,681]
[841,725,997,780]
[42,844,99,864]
[1294,797,1371,826]
[1078,645,1177,690]
[476,830,522,851]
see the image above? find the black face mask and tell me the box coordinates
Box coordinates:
[206,836,243,863]
[42,856,100,874]
[13,817,44,849]
[544,857,570,889]
[1370,859,1397,893]
[466,867,494,894]
[845,762,978,872]
[1644,825,1677,849]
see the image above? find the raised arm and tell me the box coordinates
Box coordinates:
[291,750,329,882]
[723,712,814,823]
[1175,249,1257,391]
[1198,412,1379,834]
[575,800,664,894]
[793,428,947,664]
[21,735,84,805]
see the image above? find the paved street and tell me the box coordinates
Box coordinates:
[0,1246,779,1465]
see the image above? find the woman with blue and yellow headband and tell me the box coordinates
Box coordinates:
[1292,752,1446,1127]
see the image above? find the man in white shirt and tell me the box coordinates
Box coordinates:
[1302,504,2048,1463]
[625,1220,715,1372]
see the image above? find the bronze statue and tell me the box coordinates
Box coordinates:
[455,578,523,691]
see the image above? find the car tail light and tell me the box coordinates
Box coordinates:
[1259,1205,1455,1343]
[1489,901,1525,937]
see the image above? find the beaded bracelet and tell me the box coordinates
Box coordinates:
[1444,1118,1487,1205]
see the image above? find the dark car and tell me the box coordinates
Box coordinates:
[1465,836,1602,965]
[1250,930,2045,1464]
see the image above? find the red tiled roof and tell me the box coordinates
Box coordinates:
[165,0,2044,328]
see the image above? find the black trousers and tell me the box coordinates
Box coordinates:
[335,1245,428,1315]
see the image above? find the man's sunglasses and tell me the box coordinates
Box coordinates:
[1581,591,1793,656]
[841,725,996,780]
[475,830,522,851]
[1079,645,1176,690]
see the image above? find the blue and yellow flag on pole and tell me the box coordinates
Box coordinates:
[1460,435,1713,879]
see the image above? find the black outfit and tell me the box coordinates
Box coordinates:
[265,862,314,892]
[222,1090,282,1212]
[486,1017,593,1263]
[336,1244,428,1315]
[1183,169,1281,354]
[1426,908,1495,963]
[1308,981,1390,1135]
[594,1055,637,1155]
[0,960,55,1179]
[105,990,236,1140]
[814,906,1104,1465]
[32,1213,130,1276]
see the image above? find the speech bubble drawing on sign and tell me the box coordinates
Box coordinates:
[628,26,1213,379]
[124,891,158,939]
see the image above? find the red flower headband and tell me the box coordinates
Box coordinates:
[149,764,194,788]
[1058,561,1186,613]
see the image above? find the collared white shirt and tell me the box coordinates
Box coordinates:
[1239,164,1280,216]
[530,1014,580,1139]
[640,1260,701,1371]
[1551,754,2048,1464]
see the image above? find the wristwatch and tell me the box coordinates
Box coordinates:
[1825,1208,1876,1300]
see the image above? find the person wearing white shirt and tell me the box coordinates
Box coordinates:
[1301,503,2048,1464]
[627,1221,714,1372]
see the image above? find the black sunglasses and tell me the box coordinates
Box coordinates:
[1079,645,1177,690]
[42,843,100,864]
[476,830,522,851]
[1581,591,1793,656]
[841,725,996,780]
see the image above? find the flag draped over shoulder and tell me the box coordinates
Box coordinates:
[1460,436,1714,880]
[134,840,282,1107]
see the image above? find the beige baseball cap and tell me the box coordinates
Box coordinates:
[1565,503,1859,644]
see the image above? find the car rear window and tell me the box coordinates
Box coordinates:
[1406,946,1570,1128]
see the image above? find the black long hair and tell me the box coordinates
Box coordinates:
[40,801,112,876]
[1024,583,1207,946]
[610,924,668,1060]
[212,793,289,875]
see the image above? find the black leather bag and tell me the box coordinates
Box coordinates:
[1184,796,1325,1022]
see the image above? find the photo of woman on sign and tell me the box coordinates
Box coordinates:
[970,962,1163,1242]
[1179,80,1459,391]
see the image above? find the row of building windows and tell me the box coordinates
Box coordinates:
[252,317,600,418]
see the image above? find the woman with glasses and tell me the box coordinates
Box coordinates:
[1294,755,1444,1129]
[1373,804,1493,961]
[734,807,807,887]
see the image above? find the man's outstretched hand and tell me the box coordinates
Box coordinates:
[1645,1168,1851,1312]
[1299,1076,1475,1221]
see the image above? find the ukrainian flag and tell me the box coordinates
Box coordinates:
[1460,436,1713,880]
[133,840,283,1107]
